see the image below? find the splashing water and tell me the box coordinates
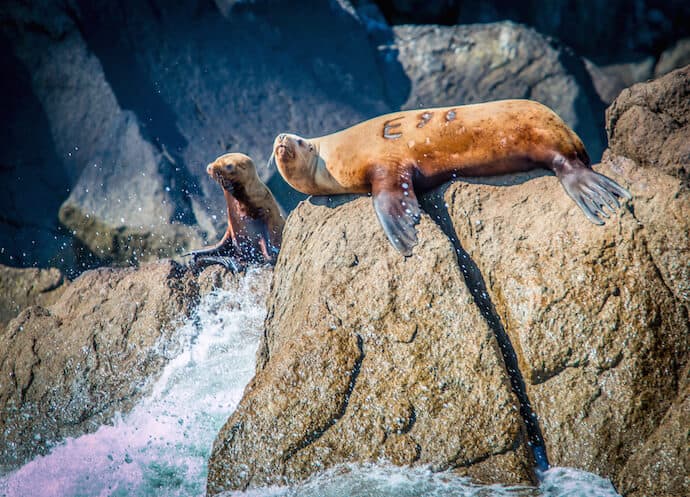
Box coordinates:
[216,464,620,497]
[0,269,269,497]
[0,270,621,497]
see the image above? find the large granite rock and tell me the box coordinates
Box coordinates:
[0,260,199,474]
[0,265,68,328]
[207,196,535,494]
[208,70,688,496]
[389,22,607,160]
[376,0,690,64]
[431,68,689,496]
[606,65,690,185]
[439,158,687,496]
[0,0,396,267]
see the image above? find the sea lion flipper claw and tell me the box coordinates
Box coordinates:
[371,177,421,256]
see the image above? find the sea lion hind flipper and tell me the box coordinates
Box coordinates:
[556,161,631,225]
[372,184,421,256]
[191,254,243,272]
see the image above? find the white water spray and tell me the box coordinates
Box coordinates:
[0,269,270,497]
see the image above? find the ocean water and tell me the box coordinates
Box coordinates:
[0,270,621,497]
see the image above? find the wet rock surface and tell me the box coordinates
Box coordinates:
[207,196,534,494]
[0,261,202,474]
[0,265,68,328]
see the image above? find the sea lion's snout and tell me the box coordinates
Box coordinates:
[205,153,256,192]
[274,134,296,161]
[207,161,232,178]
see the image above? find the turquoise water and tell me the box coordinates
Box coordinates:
[0,271,620,497]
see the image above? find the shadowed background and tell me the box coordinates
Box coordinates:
[1,0,689,276]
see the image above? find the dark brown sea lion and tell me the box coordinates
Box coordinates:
[270,99,631,255]
[188,153,284,270]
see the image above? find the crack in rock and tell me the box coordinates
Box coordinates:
[420,193,550,473]
[282,334,365,461]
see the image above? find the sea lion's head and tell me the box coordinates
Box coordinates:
[207,153,257,192]
[270,133,320,194]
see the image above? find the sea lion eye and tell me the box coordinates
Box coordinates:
[297,139,304,147]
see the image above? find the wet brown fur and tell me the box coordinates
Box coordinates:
[192,153,284,266]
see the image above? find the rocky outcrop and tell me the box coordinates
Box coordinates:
[584,57,656,105]
[0,265,68,328]
[0,260,201,474]
[207,196,535,494]
[375,1,690,64]
[655,38,690,78]
[606,65,690,185]
[208,69,689,496]
[441,158,688,496]
[389,22,607,160]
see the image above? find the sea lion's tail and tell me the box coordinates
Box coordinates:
[552,155,631,225]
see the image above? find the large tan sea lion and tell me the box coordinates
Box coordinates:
[188,153,284,270]
[270,99,631,255]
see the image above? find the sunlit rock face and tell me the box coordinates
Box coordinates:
[0,265,68,328]
[606,65,690,186]
[208,68,689,496]
[429,70,690,496]
[207,195,535,494]
[440,147,688,495]
[0,261,201,474]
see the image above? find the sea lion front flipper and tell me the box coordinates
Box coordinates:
[371,168,421,256]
